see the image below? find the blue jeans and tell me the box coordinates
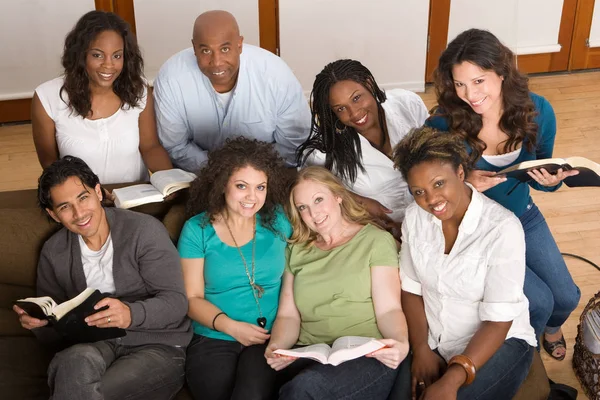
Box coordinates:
[277,354,406,400]
[520,202,581,339]
[48,340,186,400]
[457,338,533,400]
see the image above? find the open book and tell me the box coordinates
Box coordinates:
[14,288,126,343]
[113,169,196,209]
[274,336,385,366]
[498,156,600,187]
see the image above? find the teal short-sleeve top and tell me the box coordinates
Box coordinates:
[178,208,292,341]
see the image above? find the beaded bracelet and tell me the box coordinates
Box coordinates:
[212,312,227,331]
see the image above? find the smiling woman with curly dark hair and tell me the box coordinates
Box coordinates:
[178,137,292,400]
[32,10,172,184]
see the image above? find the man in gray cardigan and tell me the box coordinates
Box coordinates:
[12,156,192,400]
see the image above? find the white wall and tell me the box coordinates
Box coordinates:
[0,0,95,100]
[589,0,600,48]
[134,0,260,83]
[279,0,429,93]
[448,0,564,56]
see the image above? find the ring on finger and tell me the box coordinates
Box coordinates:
[418,381,425,386]
[107,316,111,323]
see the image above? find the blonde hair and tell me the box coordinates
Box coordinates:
[288,166,376,246]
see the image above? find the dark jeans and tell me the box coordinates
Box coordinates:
[185,334,276,400]
[48,340,186,400]
[275,353,409,400]
[520,202,581,339]
[457,338,534,400]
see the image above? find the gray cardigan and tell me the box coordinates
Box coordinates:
[35,207,192,347]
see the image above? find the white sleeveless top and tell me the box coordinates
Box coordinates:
[35,77,149,184]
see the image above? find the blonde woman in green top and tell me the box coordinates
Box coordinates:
[264,166,411,400]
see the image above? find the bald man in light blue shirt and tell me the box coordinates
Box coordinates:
[154,10,310,172]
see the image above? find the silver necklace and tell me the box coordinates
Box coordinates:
[224,215,267,328]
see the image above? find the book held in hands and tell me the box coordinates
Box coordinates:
[15,288,126,343]
[498,156,600,187]
[274,336,385,366]
[113,169,196,209]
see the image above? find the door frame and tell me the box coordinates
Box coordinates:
[425,0,580,82]
[569,0,600,69]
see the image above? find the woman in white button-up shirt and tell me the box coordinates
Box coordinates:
[393,127,537,400]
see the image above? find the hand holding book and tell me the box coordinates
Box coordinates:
[526,167,579,187]
[84,297,131,329]
[13,304,49,330]
[364,338,410,369]
[14,288,126,343]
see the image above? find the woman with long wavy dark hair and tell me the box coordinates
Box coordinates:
[297,59,429,241]
[426,28,580,361]
[32,10,172,184]
[179,137,291,400]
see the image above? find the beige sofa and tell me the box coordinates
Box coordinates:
[0,188,550,400]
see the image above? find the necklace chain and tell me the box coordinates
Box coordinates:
[223,215,265,323]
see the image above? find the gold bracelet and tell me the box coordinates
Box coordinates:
[448,354,476,386]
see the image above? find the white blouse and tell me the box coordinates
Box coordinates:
[306,89,429,222]
[399,185,537,362]
[36,77,149,184]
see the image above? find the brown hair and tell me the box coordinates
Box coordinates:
[185,137,288,233]
[433,28,537,163]
[393,126,471,180]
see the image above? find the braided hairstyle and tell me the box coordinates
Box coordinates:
[297,59,387,183]
[60,10,145,118]
[393,126,471,180]
[433,28,537,163]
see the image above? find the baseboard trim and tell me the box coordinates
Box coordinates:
[0,98,31,124]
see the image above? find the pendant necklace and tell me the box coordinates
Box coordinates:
[224,214,267,328]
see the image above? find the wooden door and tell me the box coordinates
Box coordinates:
[425,0,578,82]
[569,0,600,69]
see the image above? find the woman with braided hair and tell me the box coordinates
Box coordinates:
[297,59,428,240]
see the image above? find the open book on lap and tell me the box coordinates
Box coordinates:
[498,156,600,187]
[274,336,385,366]
[113,169,196,209]
[15,288,126,343]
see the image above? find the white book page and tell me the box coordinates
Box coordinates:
[53,288,97,321]
[328,337,385,367]
[150,169,196,196]
[566,156,600,174]
[274,343,332,364]
[18,296,57,316]
[113,184,164,209]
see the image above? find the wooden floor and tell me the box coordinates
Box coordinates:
[1,71,599,398]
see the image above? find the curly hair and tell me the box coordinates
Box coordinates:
[185,137,288,233]
[433,28,537,163]
[60,10,145,117]
[393,127,471,180]
[288,166,377,247]
[296,59,387,183]
[38,155,101,211]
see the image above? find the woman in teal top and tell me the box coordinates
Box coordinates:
[426,28,580,361]
[265,166,411,400]
[178,137,292,400]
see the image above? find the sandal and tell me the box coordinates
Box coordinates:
[543,334,567,361]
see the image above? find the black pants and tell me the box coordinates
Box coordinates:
[185,334,276,400]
